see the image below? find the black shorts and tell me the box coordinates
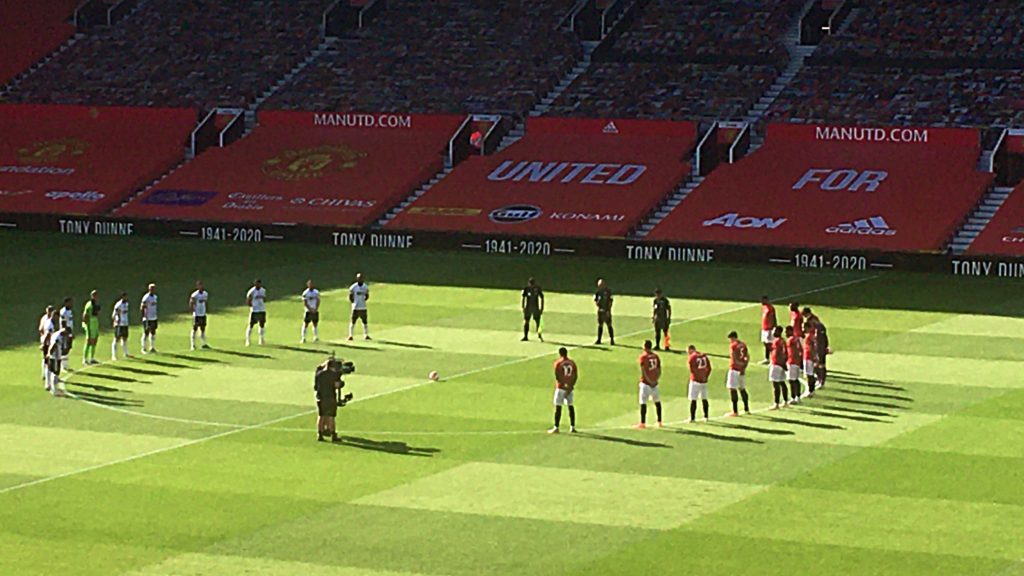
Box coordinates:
[143,319,158,334]
[523,309,541,322]
[115,326,129,339]
[351,309,368,323]
[317,401,338,417]
[817,352,827,366]
[193,315,207,329]
[47,357,61,375]
[654,318,670,330]
[249,311,266,327]
[304,311,319,325]
[597,309,613,324]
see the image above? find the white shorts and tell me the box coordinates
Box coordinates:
[761,329,775,344]
[639,382,660,404]
[688,381,708,401]
[726,369,746,390]
[553,388,574,406]
[788,365,801,381]
[803,360,816,377]
[769,365,785,383]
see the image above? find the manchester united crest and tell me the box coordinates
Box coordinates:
[17,138,89,165]
[262,145,366,181]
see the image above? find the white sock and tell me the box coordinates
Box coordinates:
[150,335,156,350]
[122,341,129,357]
[258,327,265,343]
[348,323,354,338]
[111,340,118,359]
[363,323,369,337]
[301,325,307,341]
[190,331,196,348]
[245,326,251,343]
[200,332,206,345]
[313,326,318,339]
[141,333,147,351]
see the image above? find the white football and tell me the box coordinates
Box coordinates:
[428,370,439,381]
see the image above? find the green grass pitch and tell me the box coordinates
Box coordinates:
[1,233,1023,576]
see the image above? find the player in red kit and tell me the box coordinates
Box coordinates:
[726,331,750,416]
[549,347,578,434]
[760,296,777,365]
[789,302,803,338]
[634,340,663,429]
[785,325,803,404]
[802,322,817,397]
[687,345,712,422]
[769,326,789,409]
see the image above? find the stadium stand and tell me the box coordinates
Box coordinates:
[0,1,78,86]
[646,123,993,252]
[967,185,1024,257]
[386,118,696,238]
[118,111,462,227]
[265,0,581,119]
[0,104,195,215]
[7,0,330,109]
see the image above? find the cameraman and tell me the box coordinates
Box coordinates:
[315,358,341,442]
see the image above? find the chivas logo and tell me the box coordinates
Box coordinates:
[262,145,366,181]
[17,138,89,165]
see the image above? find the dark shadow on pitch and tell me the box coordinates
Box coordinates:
[273,344,335,355]
[816,404,894,419]
[674,427,764,444]
[104,364,171,377]
[546,340,612,352]
[827,387,913,403]
[828,376,906,392]
[710,421,796,436]
[752,414,845,430]
[164,352,225,364]
[67,381,126,393]
[828,396,907,411]
[135,358,197,370]
[69,390,144,407]
[78,372,148,384]
[572,431,671,448]
[377,339,434,350]
[209,349,273,360]
[329,342,383,352]
[331,435,439,457]
[803,409,890,423]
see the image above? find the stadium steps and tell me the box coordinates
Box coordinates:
[244,37,339,133]
[528,46,594,119]
[947,186,1015,254]
[834,8,861,36]
[631,172,706,239]
[371,166,455,228]
[0,33,86,98]
[110,156,190,214]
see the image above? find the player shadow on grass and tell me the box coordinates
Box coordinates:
[164,353,225,364]
[103,364,172,377]
[752,414,845,430]
[828,376,906,392]
[545,341,612,352]
[208,349,274,360]
[827,395,907,411]
[332,435,439,457]
[68,388,144,407]
[75,372,148,384]
[815,404,895,419]
[710,421,796,436]
[827,387,913,403]
[572,431,671,449]
[67,380,125,393]
[135,358,199,370]
[801,408,891,424]
[672,428,764,444]
[272,344,336,356]
[376,339,433,350]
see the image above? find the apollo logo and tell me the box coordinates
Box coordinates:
[702,213,787,230]
[826,216,896,236]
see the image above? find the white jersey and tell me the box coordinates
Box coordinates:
[39,316,54,346]
[141,293,159,321]
[59,306,74,333]
[349,282,369,311]
[247,287,267,313]
[191,290,209,317]
[47,331,65,359]
[113,300,130,326]
[302,288,320,311]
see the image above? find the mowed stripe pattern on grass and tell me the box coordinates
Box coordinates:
[0,235,1022,576]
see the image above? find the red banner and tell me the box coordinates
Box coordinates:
[1007,135,1024,155]
[0,104,196,215]
[0,2,77,84]
[648,123,992,252]
[119,113,464,226]
[385,118,696,238]
[967,184,1024,257]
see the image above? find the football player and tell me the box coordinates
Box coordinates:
[549,347,577,434]
[634,340,662,429]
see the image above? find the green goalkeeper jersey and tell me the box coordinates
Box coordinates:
[83,300,100,333]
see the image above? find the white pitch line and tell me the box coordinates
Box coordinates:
[3,274,877,495]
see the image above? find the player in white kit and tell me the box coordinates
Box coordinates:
[348,273,370,341]
[38,305,55,383]
[46,326,69,396]
[246,279,267,346]
[190,280,210,350]
[301,279,320,344]
[58,297,74,371]
[140,284,159,354]
[111,292,131,360]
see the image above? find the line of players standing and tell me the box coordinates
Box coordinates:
[521,278,830,433]
[36,274,373,397]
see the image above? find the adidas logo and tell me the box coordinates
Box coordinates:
[602,121,619,134]
[825,216,896,236]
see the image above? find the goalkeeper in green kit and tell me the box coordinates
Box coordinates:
[81,290,101,365]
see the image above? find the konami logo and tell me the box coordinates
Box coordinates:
[826,216,896,236]
[702,213,787,230]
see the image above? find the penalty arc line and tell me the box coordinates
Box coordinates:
[2,274,877,495]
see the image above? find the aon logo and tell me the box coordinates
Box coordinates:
[703,213,787,229]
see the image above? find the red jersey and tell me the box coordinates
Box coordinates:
[802,332,816,361]
[770,338,788,367]
[639,350,661,386]
[554,357,578,391]
[786,335,802,367]
[688,351,712,383]
[762,303,777,330]
[729,340,749,374]
[791,310,803,338]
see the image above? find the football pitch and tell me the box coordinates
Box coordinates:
[1,233,1023,576]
